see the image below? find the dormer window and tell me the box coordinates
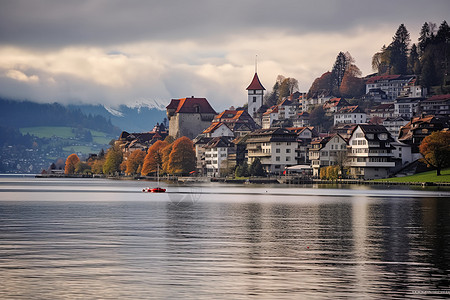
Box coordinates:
[194,105,200,113]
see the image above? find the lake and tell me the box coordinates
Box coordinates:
[1,177,449,299]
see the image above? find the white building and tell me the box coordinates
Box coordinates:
[334,106,367,125]
[394,98,422,118]
[365,75,418,100]
[204,136,235,177]
[309,134,348,177]
[245,128,298,174]
[382,116,409,140]
[262,106,279,129]
[347,124,395,179]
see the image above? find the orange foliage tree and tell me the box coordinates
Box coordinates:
[64,153,80,174]
[339,71,365,98]
[168,137,195,175]
[161,143,173,174]
[126,150,146,175]
[141,140,169,175]
[419,131,450,176]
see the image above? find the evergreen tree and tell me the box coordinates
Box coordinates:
[388,24,410,75]
[407,44,420,75]
[418,22,432,56]
[331,52,351,95]
[249,158,265,177]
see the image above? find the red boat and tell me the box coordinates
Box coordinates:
[142,187,166,193]
[142,165,166,193]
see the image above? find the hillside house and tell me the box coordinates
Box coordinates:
[309,134,348,177]
[245,128,298,174]
[365,75,417,100]
[334,106,367,125]
[419,94,450,117]
[398,115,447,153]
[347,124,395,180]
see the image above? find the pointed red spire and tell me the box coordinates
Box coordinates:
[246,73,265,90]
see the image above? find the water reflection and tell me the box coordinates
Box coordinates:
[0,178,449,299]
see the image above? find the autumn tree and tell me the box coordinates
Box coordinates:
[307,72,333,98]
[372,45,391,75]
[161,143,173,174]
[64,153,80,175]
[277,77,298,104]
[419,131,450,176]
[339,64,365,98]
[103,145,123,175]
[331,52,353,95]
[75,161,91,174]
[126,150,146,175]
[167,137,195,175]
[141,140,169,176]
[91,159,105,174]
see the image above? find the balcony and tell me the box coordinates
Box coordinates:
[350,161,395,167]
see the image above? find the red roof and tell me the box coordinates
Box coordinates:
[246,73,265,90]
[424,94,450,102]
[366,75,401,84]
[166,97,216,114]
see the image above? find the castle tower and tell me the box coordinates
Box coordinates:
[246,72,265,119]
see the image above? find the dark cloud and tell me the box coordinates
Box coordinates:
[1,0,449,48]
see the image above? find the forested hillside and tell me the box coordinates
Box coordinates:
[0,99,120,134]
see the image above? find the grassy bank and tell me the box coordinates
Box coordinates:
[374,168,450,183]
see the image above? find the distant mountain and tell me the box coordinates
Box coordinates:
[68,102,167,132]
[0,99,120,134]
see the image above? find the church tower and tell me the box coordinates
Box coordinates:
[246,72,265,119]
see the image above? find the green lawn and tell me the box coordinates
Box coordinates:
[20,126,76,138]
[374,168,450,183]
[62,145,99,154]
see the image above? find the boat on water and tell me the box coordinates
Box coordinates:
[143,164,166,193]
[142,187,166,193]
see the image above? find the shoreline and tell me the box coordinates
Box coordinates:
[32,173,450,187]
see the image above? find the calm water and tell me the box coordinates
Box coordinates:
[1,177,449,299]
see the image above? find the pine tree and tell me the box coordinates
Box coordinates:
[388,24,410,75]
[408,44,420,75]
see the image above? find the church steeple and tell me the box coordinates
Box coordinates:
[247,71,265,120]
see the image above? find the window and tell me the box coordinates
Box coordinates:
[276,156,280,161]
[286,157,291,161]
[253,96,257,102]
[286,149,291,153]
[276,148,280,153]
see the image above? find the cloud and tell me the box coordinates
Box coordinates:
[0,0,449,111]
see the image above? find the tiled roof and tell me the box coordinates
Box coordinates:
[423,94,450,102]
[365,75,401,84]
[166,97,216,114]
[246,73,266,90]
[202,122,231,134]
[337,105,364,114]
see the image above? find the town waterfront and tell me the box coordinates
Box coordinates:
[1,177,449,299]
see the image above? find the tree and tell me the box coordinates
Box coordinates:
[75,161,91,174]
[418,22,433,56]
[249,158,265,177]
[235,162,249,177]
[407,44,420,75]
[309,105,333,133]
[307,72,333,98]
[331,52,352,95]
[103,146,123,175]
[419,131,450,176]
[388,24,410,75]
[141,140,169,176]
[126,150,146,175]
[91,159,105,174]
[161,143,173,174]
[372,45,391,74]
[64,153,80,175]
[339,65,365,98]
[167,137,195,174]
[277,77,298,103]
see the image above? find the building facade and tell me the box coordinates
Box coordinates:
[166,97,217,139]
[347,124,395,179]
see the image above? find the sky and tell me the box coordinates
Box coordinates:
[0,0,449,111]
